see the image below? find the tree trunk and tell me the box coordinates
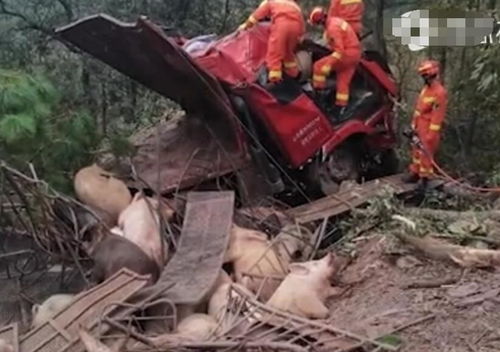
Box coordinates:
[80,58,97,123]
[101,82,108,136]
[125,81,137,124]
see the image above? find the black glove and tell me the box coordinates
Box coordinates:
[402,128,415,139]
[412,135,424,149]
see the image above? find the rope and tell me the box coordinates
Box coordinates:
[411,138,500,193]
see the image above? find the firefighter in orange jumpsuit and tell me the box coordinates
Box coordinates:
[327,0,365,36]
[403,60,448,187]
[309,7,361,116]
[238,0,305,84]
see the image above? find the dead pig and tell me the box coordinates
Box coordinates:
[89,233,160,285]
[266,252,339,319]
[176,313,218,340]
[118,191,174,269]
[74,163,132,226]
[0,339,13,352]
[148,314,218,347]
[142,270,232,336]
[31,294,76,328]
[274,224,312,260]
[223,225,289,302]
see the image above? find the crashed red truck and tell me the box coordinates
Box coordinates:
[57,14,400,203]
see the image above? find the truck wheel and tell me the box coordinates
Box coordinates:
[381,149,400,175]
[377,149,400,177]
[309,148,360,196]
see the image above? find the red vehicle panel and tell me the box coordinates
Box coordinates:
[193,25,271,85]
[245,85,333,167]
[57,15,400,195]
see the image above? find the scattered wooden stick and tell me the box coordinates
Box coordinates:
[403,276,460,289]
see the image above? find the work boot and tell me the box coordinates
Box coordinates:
[314,90,331,112]
[332,105,346,121]
[264,79,282,90]
[417,177,429,191]
[402,172,419,183]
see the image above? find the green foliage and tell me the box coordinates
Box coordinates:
[376,334,404,349]
[0,69,100,192]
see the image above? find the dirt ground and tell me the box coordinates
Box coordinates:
[329,234,500,352]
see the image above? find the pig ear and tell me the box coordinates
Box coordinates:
[32,304,40,315]
[133,191,144,201]
[289,263,310,275]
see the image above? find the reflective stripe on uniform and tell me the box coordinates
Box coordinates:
[414,110,421,116]
[313,74,326,82]
[413,158,421,164]
[336,92,349,101]
[257,0,268,8]
[284,61,298,68]
[331,51,342,60]
[420,167,434,174]
[321,65,331,74]
[423,96,436,103]
[341,0,362,3]
[269,70,283,79]
[429,123,441,132]
[340,21,348,31]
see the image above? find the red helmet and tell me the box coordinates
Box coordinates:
[309,6,327,25]
[417,60,440,77]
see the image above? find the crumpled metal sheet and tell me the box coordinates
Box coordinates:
[19,269,149,352]
[55,14,236,130]
[156,191,235,305]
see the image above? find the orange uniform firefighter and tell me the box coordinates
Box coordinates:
[403,60,448,186]
[238,0,305,83]
[327,0,365,36]
[309,7,361,115]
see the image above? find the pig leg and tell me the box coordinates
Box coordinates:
[91,264,105,285]
[327,286,345,298]
[299,296,330,320]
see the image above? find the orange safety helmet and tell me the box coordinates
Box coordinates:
[417,60,440,77]
[309,6,327,25]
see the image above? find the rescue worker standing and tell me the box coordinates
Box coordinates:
[308,7,361,117]
[238,0,305,84]
[403,60,448,187]
[327,0,365,36]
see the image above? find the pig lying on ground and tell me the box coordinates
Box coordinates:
[207,282,250,335]
[74,163,132,226]
[266,252,339,319]
[31,294,76,328]
[176,314,218,340]
[89,233,159,285]
[142,269,232,336]
[0,339,14,352]
[224,225,291,302]
[274,224,312,261]
[118,192,174,269]
[147,314,218,347]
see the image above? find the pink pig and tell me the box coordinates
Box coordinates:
[117,192,174,270]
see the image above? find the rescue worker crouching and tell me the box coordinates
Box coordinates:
[308,7,361,118]
[327,0,365,37]
[238,0,305,85]
[403,60,448,189]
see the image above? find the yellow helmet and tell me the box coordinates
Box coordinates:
[309,6,327,26]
